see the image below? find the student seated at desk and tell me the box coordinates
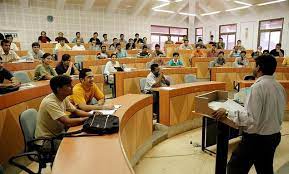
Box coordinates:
[35,75,92,151]
[151,44,165,57]
[0,56,20,87]
[233,51,248,67]
[56,54,79,76]
[89,32,101,45]
[115,43,127,58]
[213,55,285,174]
[38,31,51,43]
[236,40,246,52]
[109,38,119,51]
[119,34,127,45]
[179,39,193,50]
[263,50,270,55]
[251,46,262,59]
[97,45,109,59]
[70,68,113,111]
[229,46,241,58]
[28,42,44,61]
[126,38,136,50]
[89,40,100,51]
[195,39,207,49]
[0,39,20,62]
[193,46,205,57]
[55,32,69,43]
[217,37,225,49]
[72,39,85,51]
[165,35,174,44]
[102,34,109,45]
[72,32,84,43]
[54,37,71,53]
[5,34,19,51]
[168,52,184,67]
[103,54,120,83]
[207,44,218,57]
[210,51,226,67]
[270,43,284,58]
[137,45,151,58]
[144,64,170,94]
[34,53,57,81]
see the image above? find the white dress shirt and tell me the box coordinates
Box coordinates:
[10,43,19,51]
[228,75,286,135]
[72,45,85,51]
[144,72,169,93]
[103,61,120,75]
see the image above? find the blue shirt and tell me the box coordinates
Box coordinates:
[116,50,127,58]
[168,59,184,66]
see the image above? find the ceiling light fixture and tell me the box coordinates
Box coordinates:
[152,2,170,9]
[157,0,170,2]
[234,1,253,6]
[225,5,251,11]
[179,12,196,16]
[175,0,184,2]
[200,11,221,16]
[256,0,286,6]
[153,9,175,13]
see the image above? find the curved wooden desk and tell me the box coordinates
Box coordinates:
[114,67,197,97]
[3,61,57,72]
[210,67,289,90]
[0,75,104,164]
[52,94,153,174]
[152,82,226,128]
[83,57,171,74]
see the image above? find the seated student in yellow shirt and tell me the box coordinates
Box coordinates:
[70,68,114,111]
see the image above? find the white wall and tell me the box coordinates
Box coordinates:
[195,3,289,55]
[0,0,188,50]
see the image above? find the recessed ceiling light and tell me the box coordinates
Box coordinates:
[225,5,251,11]
[153,9,175,13]
[152,2,170,9]
[257,0,286,6]
[179,12,196,16]
[200,11,221,16]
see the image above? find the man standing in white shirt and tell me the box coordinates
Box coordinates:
[5,35,19,51]
[213,55,286,174]
[72,39,85,51]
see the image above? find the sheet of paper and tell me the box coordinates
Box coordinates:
[20,83,35,90]
[95,110,116,115]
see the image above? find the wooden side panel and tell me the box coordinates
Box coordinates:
[216,73,236,91]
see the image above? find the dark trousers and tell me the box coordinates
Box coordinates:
[227,132,281,174]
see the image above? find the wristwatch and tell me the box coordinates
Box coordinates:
[225,110,229,116]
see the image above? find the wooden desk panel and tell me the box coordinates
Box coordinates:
[15,50,28,57]
[115,67,197,97]
[52,94,153,174]
[3,61,57,72]
[154,82,226,126]
[0,76,104,164]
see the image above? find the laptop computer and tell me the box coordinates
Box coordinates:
[114,67,124,71]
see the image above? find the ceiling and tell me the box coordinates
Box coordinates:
[1,0,288,18]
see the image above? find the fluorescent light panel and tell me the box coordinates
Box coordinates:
[152,2,170,9]
[179,12,196,16]
[225,5,251,11]
[257,0,286,6]
[153,9,175,13]
[200,11,221,16]
[234,1,252,6]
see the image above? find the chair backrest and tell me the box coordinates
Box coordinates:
[139,78,147,93]
[13,71,31,83]
[19,109,38,151]
[244,75,255,80]
[184,74,198,83]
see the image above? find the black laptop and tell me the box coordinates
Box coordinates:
[114,67,124,71]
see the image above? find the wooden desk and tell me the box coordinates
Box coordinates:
[114,67,197,97]
[153,82,226,127]
[210,67,289,91]
[192,58,256,79]
[3,61,57,72]
[0,75,104,164]
[15,50,28,57]
[52,94,153,174]
[83,58,171,74]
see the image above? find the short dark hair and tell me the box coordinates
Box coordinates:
[120,34,124,36]
[155,44,160,48]
[237,40,241,42]
[142,45,148,49]
[116,43,121,47]
[41,31,46,34]
[79,68,92,79]
[5,34,12,39]
[93,32,98,35]
[62,54,71,61]
[50,75,72,94]
[150,63,159,71]
[76,32,80,35]
[173,52,179,57]
[42,53,52,59]
[210,35,214,37]
[184,39,189,42]
[0,56,2,61]
[219,37,223,40]
[263,50,269,54]
[32,42,40,47]
[101,45,106,49]
[212,43,216,47]
[111,53,116,57]
[241,50,246,54]
[255,55,277,75]
[113,38,117,41]
[103,34,107,37]
[197,39,202,42]
[135,33,139,36]
[276,43,281,47]
[1,39,10,46]
[218,51,224,55]
[58,37,66,41]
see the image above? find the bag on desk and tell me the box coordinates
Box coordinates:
[0,85,20,94]
[82,114,119,135]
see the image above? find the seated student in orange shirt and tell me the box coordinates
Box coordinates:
[70,68,114,111]
[193,46,205,57]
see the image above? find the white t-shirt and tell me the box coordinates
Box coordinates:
[72,45,85,51]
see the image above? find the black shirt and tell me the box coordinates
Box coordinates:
[134,38,143,44]
[89,38,101,45]
[55,63,75,75]
[270,49,284,57]
[0,33,4,41]
[0,68,13,83]
[126,43,136,50]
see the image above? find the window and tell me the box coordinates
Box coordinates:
[219,24,237,49]
[195,27,203,43]
[151,25,188,49]
[258,18,283,51]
